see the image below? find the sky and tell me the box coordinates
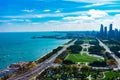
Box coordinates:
[0,0,120,32]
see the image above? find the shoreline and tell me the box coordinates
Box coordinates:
[35,39,71,63]
[6,39,76,80]
[0,39,71,77]
[35,39,72,62]
[35,44,64,62]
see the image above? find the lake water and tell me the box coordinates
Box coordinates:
[0,32,69,70]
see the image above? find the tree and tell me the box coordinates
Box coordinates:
[63,60,74,65]
[89,61,107,67]
[54,58,62,64]
[67,45,82,54]
[106,59,118,67]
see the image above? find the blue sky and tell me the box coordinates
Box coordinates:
[0,0,120,32]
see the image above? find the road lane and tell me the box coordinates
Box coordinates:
[97,39,120,69]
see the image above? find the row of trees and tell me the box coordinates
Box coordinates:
[89,52,117,67]
[102,39,120,58]
[36,46,63,63]
[89,61,107,67]
[89,40,99,45]
[88,39,116,68]
[89,46,105,56]
[103,39,120,45]
[64,39,75,45]
[36,65,104,80]
[74,39,84,45]
[89,40,105,57]
[89,39,118,68]
[54,50,74,64]
[67,44,82,54]
[110,45,120,58]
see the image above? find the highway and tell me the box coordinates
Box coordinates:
[8,39,76,80]
[97,39,120,69]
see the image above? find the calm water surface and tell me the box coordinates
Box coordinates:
[0,32,69,70]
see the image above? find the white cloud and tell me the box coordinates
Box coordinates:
[43,9,51,12]
[10,9,118,19]
[88,9,108,18]
[25,19,31,22]
[1,13,120,32]
[31,23,41,24]
[55,10,61,13]
[0,20,10,22]
[65,0,118,8]
[64,0,94,3]
[47,20,60,23]
[59,9,119,31]
[63,9,108,21]
[11,19,25,22]
[105,10,120,13]
[64,0,117,3]
[1,8,120,32]
[61,14,120,31]
[0,13,64,19]
[0,9,109,19]
[82,3,106,8]
[63,16,94,21]
[0,19,31,23]
[22,9,35,12]
[11,19,31,22]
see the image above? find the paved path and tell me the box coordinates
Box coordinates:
[97,39,120,70]
[87,75,91,80]
[81,43,91,52]
[8,39,76,80]
[81,43,104,60]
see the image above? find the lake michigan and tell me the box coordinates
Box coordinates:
[0,32,69,70]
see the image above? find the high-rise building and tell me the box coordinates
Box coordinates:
[115,28,119,39]
[108,23,114,39]
[119,30,120,40]
[104,26,107,38]
[98,23,120,40]
[109,23,113,31]
[100,24,104,34]
[100,24,104,38]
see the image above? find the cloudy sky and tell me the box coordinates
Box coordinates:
[0,0,120,32]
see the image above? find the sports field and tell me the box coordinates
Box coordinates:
[65,53,103,63]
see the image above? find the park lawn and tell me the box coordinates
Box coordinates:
[102,71,120,80]
[83,39,90,43]
[83,39,96,43]
[65,53,103,63]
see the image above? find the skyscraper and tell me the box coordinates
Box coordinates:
[119,30,120,40]
[98,23,120,40]
[100,24,104,38]
[108,23,114,39]
[109,23,113,31]
[114,28,119,39]
[104,26,107,38]
[100,24,104,34]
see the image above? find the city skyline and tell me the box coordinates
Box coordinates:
[99,23,120,40]
[0,0,120,32]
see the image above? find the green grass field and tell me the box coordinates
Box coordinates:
[65,53,103,63]
[102,71,120,80]
[83,39,96,43]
